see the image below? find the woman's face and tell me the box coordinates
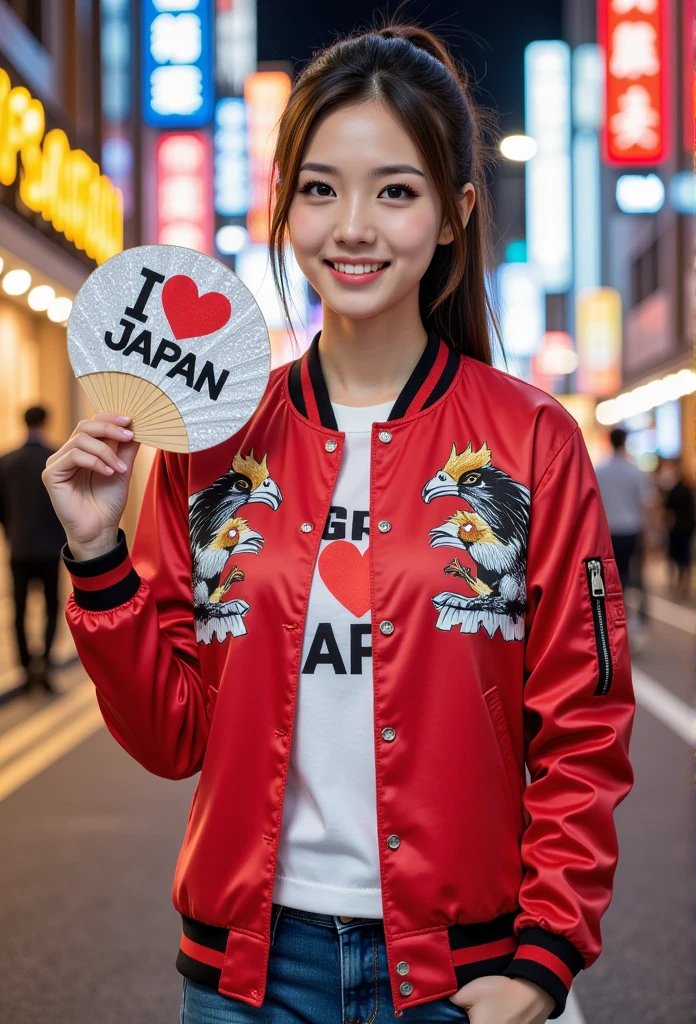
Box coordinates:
[286,99,474,322]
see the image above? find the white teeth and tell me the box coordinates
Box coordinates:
[333,262,386,275]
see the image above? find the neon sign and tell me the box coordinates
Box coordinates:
[244,71,292,244]
[156,132,213,255]
[0,69,123,265]
[142,0,214,128]
[598,0,671,165]
[214,97,250,217]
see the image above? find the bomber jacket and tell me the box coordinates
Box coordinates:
[62,329,636,1019]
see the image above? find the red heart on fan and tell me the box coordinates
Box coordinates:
[161,275,232,340]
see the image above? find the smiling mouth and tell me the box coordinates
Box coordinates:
[323,259,390,275]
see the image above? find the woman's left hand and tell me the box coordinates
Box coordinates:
[448,975,557,1023]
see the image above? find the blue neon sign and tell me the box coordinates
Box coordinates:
[214,98,250,217]
[142,0,213,128]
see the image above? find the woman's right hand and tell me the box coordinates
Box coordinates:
[42,413,141,560]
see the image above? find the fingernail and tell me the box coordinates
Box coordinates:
[115,415,131,424]
[119,428,134,438]
[104,465,114,474]
[116,458,127,471]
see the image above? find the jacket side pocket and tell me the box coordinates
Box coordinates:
[483,685,525,835]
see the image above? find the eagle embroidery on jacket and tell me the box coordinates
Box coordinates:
[421,441,530,641]
[189,449,283,644]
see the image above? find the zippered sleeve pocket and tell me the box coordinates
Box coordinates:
[583,556,626,696]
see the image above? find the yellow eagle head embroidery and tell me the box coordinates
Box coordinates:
[442,441,492,482]
[231,448,269,491]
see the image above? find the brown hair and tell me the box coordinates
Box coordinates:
[267,16,502,365]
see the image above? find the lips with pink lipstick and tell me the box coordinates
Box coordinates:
[323,256,391,284]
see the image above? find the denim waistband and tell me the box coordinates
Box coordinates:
[272,902,383,928]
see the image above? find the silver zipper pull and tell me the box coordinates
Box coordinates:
[589,560,605,597]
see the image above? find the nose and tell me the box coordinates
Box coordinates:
[332,192,377,248]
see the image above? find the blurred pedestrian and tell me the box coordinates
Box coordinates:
[594,427,652,638]
[660,459,695,601]
[0,407,66,693]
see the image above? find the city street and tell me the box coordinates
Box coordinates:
[0,572,692,1024]
[0,1,692,1022]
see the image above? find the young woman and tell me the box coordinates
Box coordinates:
[43,22,635,1024]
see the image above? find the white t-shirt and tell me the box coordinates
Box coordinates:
[272,398,394,918]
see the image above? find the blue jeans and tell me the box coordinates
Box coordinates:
[180,903,470,1023]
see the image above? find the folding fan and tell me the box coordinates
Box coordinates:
[67,245,271,453]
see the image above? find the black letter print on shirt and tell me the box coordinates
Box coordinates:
[350,624,372,673]
[302,623,347,674]
[322,507,370,541]
[302,623,373,675]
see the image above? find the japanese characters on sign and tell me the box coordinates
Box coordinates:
[598,0,671,165]
[142,0,214,128]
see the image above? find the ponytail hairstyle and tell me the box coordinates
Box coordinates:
[268,13,503,365]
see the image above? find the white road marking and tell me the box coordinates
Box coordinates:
[625,590,696,635]
[632,666,695,746]
[0,702,104,803]
[0,680,95,768]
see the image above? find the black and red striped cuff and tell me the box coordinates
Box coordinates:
[62,529,141,611]
[502,927,584,1019]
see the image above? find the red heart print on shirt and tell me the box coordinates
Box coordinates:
[318,542,371,618]
[161,275,232,340]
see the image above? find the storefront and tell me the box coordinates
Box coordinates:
[0,62,122,453]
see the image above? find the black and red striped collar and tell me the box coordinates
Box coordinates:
[287,328,461,430]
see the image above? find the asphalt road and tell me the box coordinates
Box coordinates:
[0,609,692,1024]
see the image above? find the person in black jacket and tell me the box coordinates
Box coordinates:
[0,406,67,693]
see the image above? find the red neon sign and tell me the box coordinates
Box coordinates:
[156,132,213,255]
[598,0,671,165]
[685,0,694,153]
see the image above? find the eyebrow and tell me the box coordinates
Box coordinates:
[298,161,426,179]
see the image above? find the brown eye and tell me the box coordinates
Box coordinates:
[237,479,249,489]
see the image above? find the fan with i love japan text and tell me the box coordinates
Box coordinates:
[67,245,271,453]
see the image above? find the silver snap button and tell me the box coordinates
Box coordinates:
[386,834,400,849]
[399,982,413,996]
[300,523,314,533]
[396,961,410,975]
[377,520,391,532]
[378,430,392,443]
[325,439,338,452]
[381,727,396,742]
[379,620,394,635]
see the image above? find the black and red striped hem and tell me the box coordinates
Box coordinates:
[176,909,577,1004]
[176,914,227,989]
[62,529,141,611]
[502,926,585,1019]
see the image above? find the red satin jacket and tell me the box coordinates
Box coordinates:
[62,330,635,1019]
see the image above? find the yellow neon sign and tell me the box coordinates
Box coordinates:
[0,69,122,265]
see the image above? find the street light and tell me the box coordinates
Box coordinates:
[3,269,32,295]
[28,285,56,311]
[500,134,537,162]
[47,297,72,322]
